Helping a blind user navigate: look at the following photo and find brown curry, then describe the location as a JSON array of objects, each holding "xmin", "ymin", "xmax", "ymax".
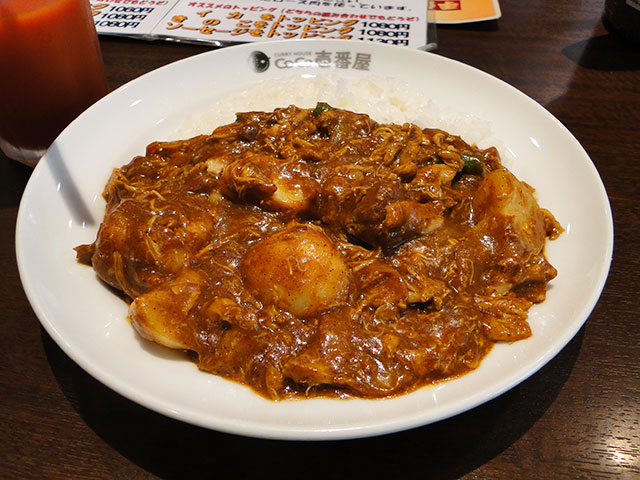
[{"xmin": 76, "ymin": 104, "xmax": 562, "ymax": 400}]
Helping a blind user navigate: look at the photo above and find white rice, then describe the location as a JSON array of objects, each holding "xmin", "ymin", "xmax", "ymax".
[{"xmin": 172, "ymin": 74, "xmax": 509, "ymax": 165}]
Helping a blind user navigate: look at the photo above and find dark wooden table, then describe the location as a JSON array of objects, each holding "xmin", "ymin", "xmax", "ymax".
[{"xmin": 2, "ymin": 1, "xmax": 639, "ymax": 478}]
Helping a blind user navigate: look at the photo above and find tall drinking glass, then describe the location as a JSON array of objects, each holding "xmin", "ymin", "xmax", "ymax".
[{"xmin": 0, "ymin": 0, "xmax": 108, "ymax": 166}]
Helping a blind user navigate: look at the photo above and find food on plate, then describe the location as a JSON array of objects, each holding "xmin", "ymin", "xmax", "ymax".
[{"xmin": 75, "ymin": 104, "xmax": 562, "ymax": 400}]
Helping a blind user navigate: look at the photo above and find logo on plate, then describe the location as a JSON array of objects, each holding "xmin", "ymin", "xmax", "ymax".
[{"xmin": 250, "ymin": 51, "xmax": 270, "ymax": 73}]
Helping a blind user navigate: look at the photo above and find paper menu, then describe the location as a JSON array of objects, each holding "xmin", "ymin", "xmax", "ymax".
[
  {"xmin": 91, "ymin": 0, "xmax": 432, "ymax": 49},
  {"xmin": 91, "ymin": 1, "xmax": 172, "ymax": 36},
  {"xmin": 430, "ymin": 0, "xmax": 501, "ymax": 24}
]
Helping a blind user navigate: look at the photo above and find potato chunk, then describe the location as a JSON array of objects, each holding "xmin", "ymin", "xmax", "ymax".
[
  {"xmin": 472, "ymin": 169, "xmax": 546, "ymax": 255},
  {"xmin": 240, "ymin": 224, "xmax": 351, "ymax": 317},
  {"xmin": 129, "ymin": 269, "xmax": 203, "ymax": 350}
]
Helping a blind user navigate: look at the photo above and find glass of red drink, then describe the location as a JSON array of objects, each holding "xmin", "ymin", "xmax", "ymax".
[{"xmin": 0, "ymin": 0, "xmax": 109, "ymax": 166}]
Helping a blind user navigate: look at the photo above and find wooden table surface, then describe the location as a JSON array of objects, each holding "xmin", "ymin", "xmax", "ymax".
[{"xmin": 2, "ymin": 1, "xmax": 639, "ymax": 478}]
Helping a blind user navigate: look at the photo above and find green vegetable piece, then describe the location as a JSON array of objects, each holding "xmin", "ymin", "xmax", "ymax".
[
  {"xmin": 460, "ymin": 153, "xmax": 484, "ymax": 175},
  {"xmin": 313, "ymin": 102, "xmax": 335, "ymax": 116}
]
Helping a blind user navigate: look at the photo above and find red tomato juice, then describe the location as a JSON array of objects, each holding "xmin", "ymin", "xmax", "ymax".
[{"xmin": 0, "ymin": 0, "xmax": 108, "ymax": 156}]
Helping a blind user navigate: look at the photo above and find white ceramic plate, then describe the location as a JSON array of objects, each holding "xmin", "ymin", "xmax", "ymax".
[{"xmin": 16, "ymin": 40, "xmax": 613, "ymax": 440}]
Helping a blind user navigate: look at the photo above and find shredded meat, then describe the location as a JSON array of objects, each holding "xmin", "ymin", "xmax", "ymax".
[{"xmin": 76, "ymin": 105, "xmax": 562, "ymax": 400}]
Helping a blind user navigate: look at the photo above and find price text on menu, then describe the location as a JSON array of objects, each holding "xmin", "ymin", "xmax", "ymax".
[{"xmin": 90, "ymin": 0, "xmax": 429, "ymax": 48}]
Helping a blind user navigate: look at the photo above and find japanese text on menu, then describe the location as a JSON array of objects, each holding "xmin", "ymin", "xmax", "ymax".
[{"xmin": 91, "ymin": 0, "xmax": 429, "ymax": 48}]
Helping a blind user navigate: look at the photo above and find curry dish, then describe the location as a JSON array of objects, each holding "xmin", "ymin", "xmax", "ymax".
[{"xmin": 76, "ymin": 104, "xmax": 562, "ymax": 400}]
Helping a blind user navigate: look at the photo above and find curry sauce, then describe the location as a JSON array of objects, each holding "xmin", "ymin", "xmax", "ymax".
[{"xmin": 76, "ymin": 105, "xmax": 562, "ymax": 400}]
